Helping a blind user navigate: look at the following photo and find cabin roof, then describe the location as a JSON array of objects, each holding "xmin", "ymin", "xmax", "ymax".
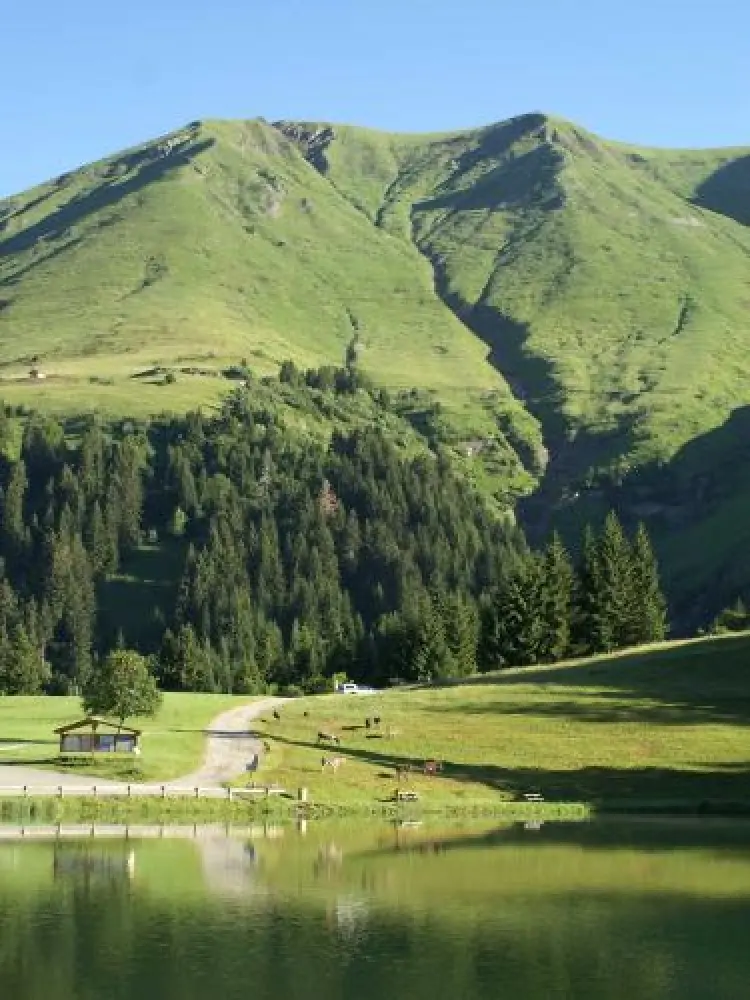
[{"xmin": 54, "ymin": 716, "xmax": 142, "ymax": 736}]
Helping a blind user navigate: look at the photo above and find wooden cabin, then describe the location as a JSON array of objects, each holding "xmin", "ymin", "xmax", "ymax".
[{"xmin": 55, "ymin": 717, "xmax": 142, "ymax": 755}]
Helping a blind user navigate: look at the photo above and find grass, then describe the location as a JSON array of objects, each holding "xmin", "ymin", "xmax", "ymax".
[
  {"xmin": 1, "ymin": 633, "xmax": 749, "ymax": 817},
  {"xmin": 0, "ymin": 693, "xmax": 252, "ymax": 781},
  {"xmin": 245, "ymin": 632, "xmax": 750, "ymax": 814}
]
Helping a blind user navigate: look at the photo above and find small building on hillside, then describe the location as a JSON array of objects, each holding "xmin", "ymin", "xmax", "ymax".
[{"xmin": 55, "ymin": 717, "xmax": 142, "ymax": 755}]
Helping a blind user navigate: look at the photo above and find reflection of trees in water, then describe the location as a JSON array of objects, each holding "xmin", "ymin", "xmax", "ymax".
[
  {"xmin": 1, "ymin": 833, "xmax": 749, "ymax": 1000},
  {"xmin": 53, "ymin": 845, "xmax": 136, "ymax": 887}
]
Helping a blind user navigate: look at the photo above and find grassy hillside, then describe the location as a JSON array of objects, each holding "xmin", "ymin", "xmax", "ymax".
[
  {"xmin": 250, "ymin": 632, "xmax": 750, "ymax": 812},
  {"xmin": 0, "ymin": 118, "xmax": 538, "ymax": 500},
  {"xmin": 4, "ymin": 112, "xmax": 750, "ymax": 611},
  {"xmin": 285, "ymin": 116, "xmax": 750, "ymax": 477}
]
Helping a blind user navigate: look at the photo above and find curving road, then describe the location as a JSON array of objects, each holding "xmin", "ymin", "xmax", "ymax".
[{"xmin": 0, "ymin": 697, "xmax": 284, "ymax": 791}]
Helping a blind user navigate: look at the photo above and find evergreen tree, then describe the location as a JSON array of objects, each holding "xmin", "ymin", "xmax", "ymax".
[
  {"xmin": 626, "ymin": 522, "xmax": 667, "ymax": 645},
  {"xmin": 537, "ymin": 532, "xmax": 573, "ymax": 662},
  {"xmin": 0, "ymin": 624, "xmax": 50, "ymax": 695},
  {"xmin": 480, "ymin": 559, "xmax": 544, "ymax": 669}
]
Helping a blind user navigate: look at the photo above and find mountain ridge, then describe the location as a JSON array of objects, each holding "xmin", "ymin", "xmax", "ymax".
[{"xmin": 2, "ymin": 112, "xmax": 750, "ymax": 620}]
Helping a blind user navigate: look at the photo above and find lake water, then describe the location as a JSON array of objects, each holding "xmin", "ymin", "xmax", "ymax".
[{"xmin": 0, "ymin": 818, "xmax": 749, "ymax": 999}]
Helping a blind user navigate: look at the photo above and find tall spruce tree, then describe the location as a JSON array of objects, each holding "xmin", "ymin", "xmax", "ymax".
[
  {"xmin": 537, "ymin": 532, "xmax": 573, "ymax": 662},
  {"xmin": 480, "ymin": 558, "xmax": 544, "ymax": 669},
  {"xmin": 626, "ymin": 522, "xmax": 667, "ymax": 645},
  {"xmin": 573, "ymin": 513, "xmax": 632, "ymax": 654}
]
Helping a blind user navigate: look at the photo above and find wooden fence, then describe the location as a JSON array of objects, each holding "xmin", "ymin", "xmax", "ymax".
[{"xmin": 0, "ymin": 784, "xmax": 287, "ymax": 800}]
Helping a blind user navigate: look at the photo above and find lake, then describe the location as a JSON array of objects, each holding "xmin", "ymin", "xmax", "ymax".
[{"xmin": 0, "ymin": 818, "xmax": 748, "ymax": 999}]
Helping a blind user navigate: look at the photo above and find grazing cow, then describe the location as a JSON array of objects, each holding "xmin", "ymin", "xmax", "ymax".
[
  {"xmin": 263, "ymin": 740, "xmax": 271, "ymax": 753},
  {"xmin": 318, "ymin": 730, "xmax": 340, "ymax": 745},
  {"xmin": 423, "ymin": 759, "xmax": 443, "ymax": 776},
  {"xmin": 365, "ymin": 717, "xmax": 372, "ymax": 730},
  {"xmin": 303, "ymin": 710, "xmax": 309, "ymax": 718},
  {"xmin": 373, "ymin": 716, "xmax": 381, "ymax": 727},
  {"xmin": 321, "ymin": 755, "xmax": 345, "ymax": 773},
  {"xmin": 272, "ymin": 709, "xmax": 281, "ymax": 721}
]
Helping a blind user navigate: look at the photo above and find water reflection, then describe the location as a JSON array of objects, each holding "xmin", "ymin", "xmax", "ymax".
[{"xmin": 0, "ymin": 819, "xmax": 749, "ymax": 999}]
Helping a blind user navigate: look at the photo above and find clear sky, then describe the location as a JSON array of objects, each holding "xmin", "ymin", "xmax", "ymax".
[{"xmin": 2, "ymin": 0, "xmax": 749, "ymax": 197}]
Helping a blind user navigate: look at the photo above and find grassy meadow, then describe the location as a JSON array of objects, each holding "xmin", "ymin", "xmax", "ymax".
[
  {"xmin": 247, "ymin": 632, "xmax": 750, "ymax": 813},
  {"xmin": 0, "ymin": 633, "xmax": 749, "ymax": 814},
  {"xmin": 0, "ymin": 693, "xmax": 251, "ymax": 782}
]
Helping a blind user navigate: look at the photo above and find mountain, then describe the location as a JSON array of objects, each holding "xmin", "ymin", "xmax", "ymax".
[{"xmin": 2, "ymin": 112, "xmax": 750, "ymax": 620}]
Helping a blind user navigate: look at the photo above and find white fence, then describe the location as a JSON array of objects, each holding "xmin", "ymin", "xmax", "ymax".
[{"xmin": 0, "ymin": 784, "xmax": 287, "ymax": 800}]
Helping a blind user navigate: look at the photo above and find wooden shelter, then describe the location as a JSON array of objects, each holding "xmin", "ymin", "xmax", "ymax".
[{"xmin": 55, "ymin": 717, "xmax": 142, "ymax": 755}]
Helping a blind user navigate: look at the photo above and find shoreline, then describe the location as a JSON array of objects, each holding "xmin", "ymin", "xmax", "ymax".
[{"xmin": 3, "ymin": 795, "xmax": 750, "ymax": 824}]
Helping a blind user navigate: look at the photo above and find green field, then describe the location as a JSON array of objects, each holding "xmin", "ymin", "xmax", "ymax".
[
  {"xmin": 0, "ymin": 693, "xmax": 251, "ymax": 781},
  {"xmin": 0, "ymin": 633, "xmax": 749, "ymax": 814},
  {"xmin": 247, "ymin": 633, "xmax": 750, "ymax": 813}
]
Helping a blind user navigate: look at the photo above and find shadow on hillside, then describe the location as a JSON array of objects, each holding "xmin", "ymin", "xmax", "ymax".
[
  {"xmin": 431, "ymin": 634, "xmax": 750, "ymax": 726},
  {"xmin": 693, "ymin": 154, "xmax": 750, "ymax": 227},
  {"xmin": 0, "ymin": 137, "xmax": 214, "ymax": 260},
  {"xmin": 415, "ymin": 143, "xmax": 564, "ymax": 214},
  {"xmin": 268, "ymin": 731, "xmax": 750, "ymax": 806}
]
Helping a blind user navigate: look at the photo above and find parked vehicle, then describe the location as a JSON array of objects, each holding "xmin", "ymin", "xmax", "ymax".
[{"xmin": 335, "ymin": 682, "xmax": 377, "ymax": 695}]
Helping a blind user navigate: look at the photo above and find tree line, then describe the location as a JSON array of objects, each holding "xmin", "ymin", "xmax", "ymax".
[{"xmin": 0, "ymin": 367, "xmax": 667, "ymax": 696}]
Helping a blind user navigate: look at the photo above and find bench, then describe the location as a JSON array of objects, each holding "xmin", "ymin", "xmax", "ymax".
[{"xmin": 395, "ymin": 789, "xmax": 419, "ymax": 802}]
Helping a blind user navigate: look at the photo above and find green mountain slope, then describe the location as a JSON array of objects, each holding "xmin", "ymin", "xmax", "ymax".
[
  {"xmin": 277, "ymin": 115, "xmax": 750, "ymax": 618},
  {"xmin": 281, "ymin": 115, "xmax": 750, "ymax": 476},
  {"xmin": 0, "ymin": 119, "xmax": 539, "ymax": 499},
  {"xmin": 3, "ymin": 112, "xmax": 750, "ymax": 618}
]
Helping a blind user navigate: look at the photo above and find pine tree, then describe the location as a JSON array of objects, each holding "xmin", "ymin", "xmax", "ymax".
[
  {"xmin": 480, "ymin": 559, "xmax": 544, "ymax": 669},
  {"xmin": 440, "ymin": 592, "xmax": 479, "ymax": 676},
  {"xmin": 537, "ymin": 532, "xmax": 573, "ymax": 662},
  {"xmin": 0, "ymin": 624, "xmax": 50, "ymax": 694},
  {"xmin": 572, "ymin": 525, "xmax": 603, "ymax": 654},
  {"xmin": 626, "ymin": 522, "xmax": 667, "ymax": 645}
]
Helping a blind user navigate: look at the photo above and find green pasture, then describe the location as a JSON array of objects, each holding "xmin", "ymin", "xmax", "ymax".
[
  {"xmin": 250, "ymin": 633, "xmax": 750, "ymax": 812},
  {"xmin": 0, "ymin": 693, "xmax": 251, "ymax": 781}
]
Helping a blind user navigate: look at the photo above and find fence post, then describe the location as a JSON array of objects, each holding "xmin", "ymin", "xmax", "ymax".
[
  {"xmin": 226, "ymin": 787, "xmax": 233, "ymax": 802},
  {"xmin": 195, "ymin": 787, "xmax": 200, "ymax": 799},
  {"xmin": 93, "ymin": 785, "xmax": 97, "ymax": 799},
  {"xmin": 58, "ymin": 786, "xmax": 64, "ymax": 799},
  {"xmin": 127, "ymin": 784, "xmax": 132, "ymax": 798},
  {"xmin": 23, "ymin": 785, "xmax": 28, "ymax": 798},
  {"xmin": 161, "ymin": 785, "xmax": 167, "ymax": 799}
]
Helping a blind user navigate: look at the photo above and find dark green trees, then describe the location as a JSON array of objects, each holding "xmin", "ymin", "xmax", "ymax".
[
  {"xmin": 0, "ymin": 375, "xmax": 669, "ymax": 695},
  {"xmin": 481, "ymin": 514, "xmax": 666, "ymax": 669}
]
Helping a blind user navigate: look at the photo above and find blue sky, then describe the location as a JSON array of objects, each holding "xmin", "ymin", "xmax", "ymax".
[{"xmin": 2, "ymin": 0, "xmax": 749, "ymax": 196}]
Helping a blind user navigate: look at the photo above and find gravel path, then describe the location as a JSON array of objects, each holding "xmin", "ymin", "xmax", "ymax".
[
  {"xmin": 0, "ymin": 697, "xmax": 283, "ymax": 791},
  {"xmin": 167, "ymin": 697, "xmax": 283, "ymax": 787}
]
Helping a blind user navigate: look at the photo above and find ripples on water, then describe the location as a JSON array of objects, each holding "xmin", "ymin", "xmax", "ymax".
[{"xmin": 0, "ymin": 818, "xmax": 749, "ymax": 999}]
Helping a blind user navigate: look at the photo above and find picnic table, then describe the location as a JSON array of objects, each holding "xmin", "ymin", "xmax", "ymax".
[{"xmin": 394, "ymin": 789, "xmax": 419, "ymax": 802}]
